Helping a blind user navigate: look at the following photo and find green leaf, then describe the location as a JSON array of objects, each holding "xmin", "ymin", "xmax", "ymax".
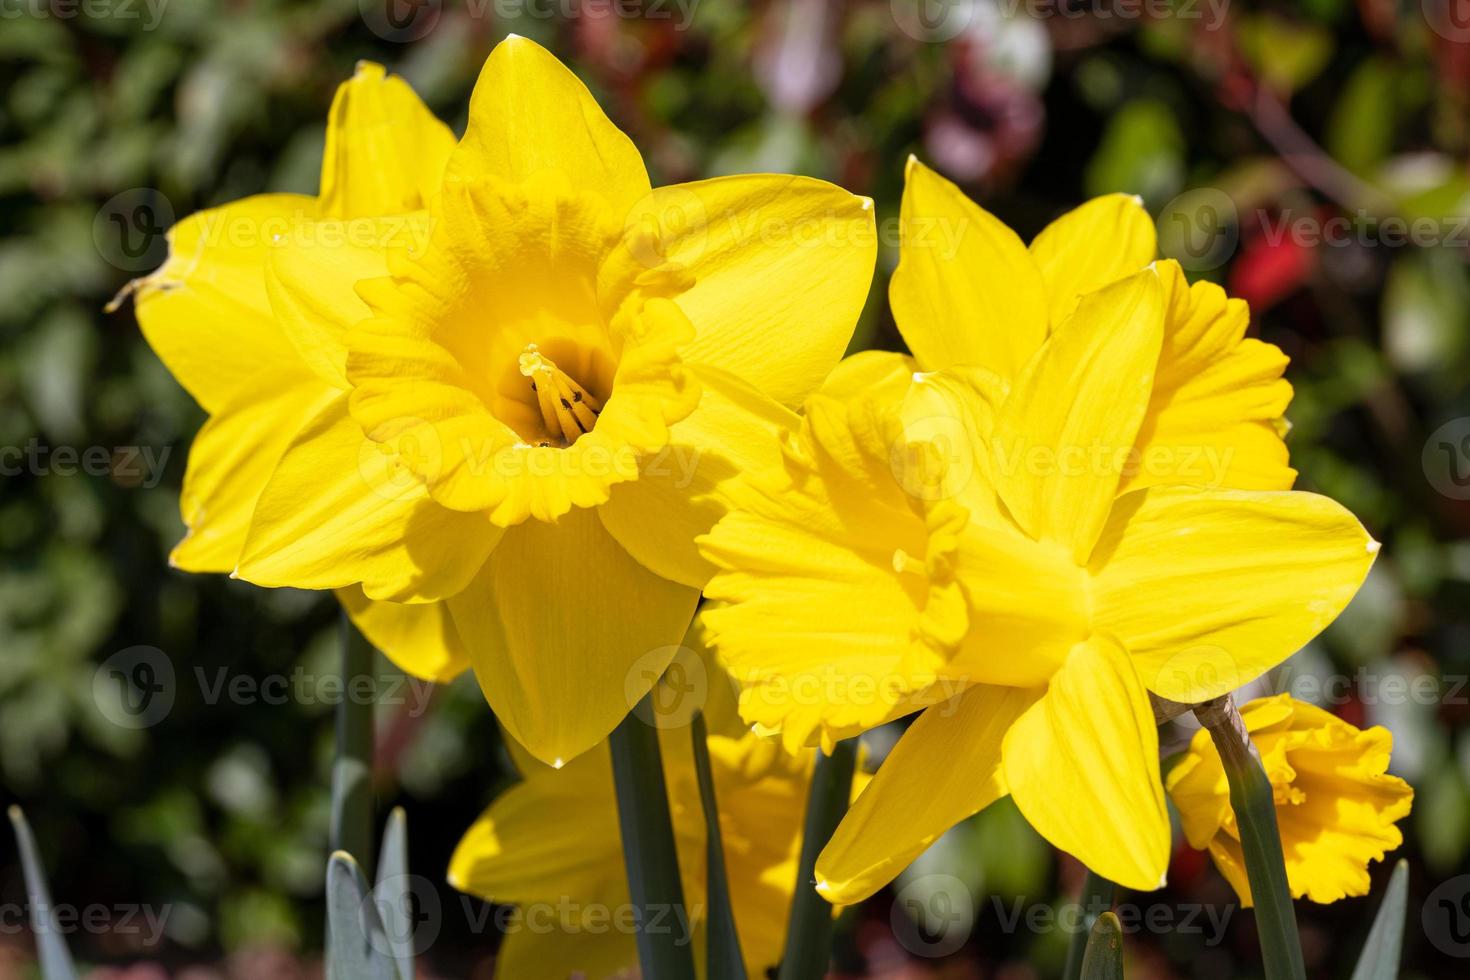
[
  {"xmin": 776, "ymin": 738, "xmax": 858, "ymax": 980},
  {"xmin": 1235, "ymin": 14, "xmax": 1333, "ymax": 94},
  {"xmin": 1079, "ymin": 910, "xmax": 1124, "ymax": 980},
  {"xmin": 1065, "ymin": 869, "xmax": 1116, "ymax": 980},
  {"xmin": 375, "ymin": 807, "xmax": 415, "ymax": 980},
  {"xmin": 325, "ymin": 851, "xmax": 400, "ymax": 980},
  {"xmin": 7, "ymin": 807, "xmax": 80, "ymax": 980},
  {"xmin": 1349, "ymin": 860, "xmax": 1409, "ymax": 980},
  {"xmin": 1326, "ymin": 58, "xmax": 1397, "ymax": 177},
  {"xmin": 691, "ymin": 713, "xmax": 747, "ymax": 980},
  {"xmin": 1084, "ymin": 99, "xmax": 1184, "ymax": 210},
  {"xmin": 608, "ymin": 697, "xmax": 697, "ymax": 979}
]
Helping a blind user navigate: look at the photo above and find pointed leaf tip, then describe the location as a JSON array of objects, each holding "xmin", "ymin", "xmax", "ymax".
[{"xmin": 1080, "ymin": 911, "xmax": 1124, "ymax": 980}]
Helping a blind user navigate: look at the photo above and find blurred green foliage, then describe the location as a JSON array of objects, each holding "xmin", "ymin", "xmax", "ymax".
[{"xmin": 2, "ymin": 0, "xmax": 1469, "ymax": 976}]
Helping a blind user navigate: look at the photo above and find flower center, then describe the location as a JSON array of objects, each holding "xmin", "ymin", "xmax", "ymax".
[{"xmin": 518, "ymin": 343, "xmax": 603, "ymax": 447}]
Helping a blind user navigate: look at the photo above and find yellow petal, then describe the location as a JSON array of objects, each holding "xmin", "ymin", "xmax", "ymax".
[
  {"xmin": 1125, "ymin": 260, "xmax": 1295, "ymax": 494},
  {"xmin": 448, "ymin": 743, "xmax": 623, "ymax": 905},
  {"xmin": 991, "ymin": 269, "xmax": 1164, "ymax": 561},
  {"xmin": 1090, "ymin": 486, "xmax": 1378, "ymax": 702},
  {"xmin": 598, "ymin": 364, "xmax": 798, "ymax": 589},
  {"xmin": 493, "ymin": 931, "xmax": 639, "ymax": 980},
  {"xmin": 236, "ymin": 395, "xmax": 504, "ymax": 602},
  {"xmin": 890, "ymin": 157, "xmax": 1047, "ymax": 377},
  {"xmin": 450, "ymin": 35, "xmax": 650, "ymax": 215},
  {"xmin": 318, "ymin": 62, "xmax": 455, "ymax": 219},
  {"xmin": 1002, "ymin": 635, "xmax": 1171, "ymax": 890},
  {"xmin": 265, "ymin": 217, "xmax": 428, "ymax": 389},
  {"xmin": 815, "ymin": 684, "xmax": 1038, "ymax": 903},
  {"xmin": 133, "ymin": 194, "xmax": 315, "ymax": 412},
  {"xmin": 816, "ymin": 349, "xmax": 919, "ymax": 401},
  {"xmin": 171, "ymin": 375, "xmax": 337, "ymax": 572},
  {"xmin": 615, "ymin": 173, "xmax": 876, "ymax": 407},
  {"xmin": 1029, "ymin": 193, "xmax": 1156, "ymax": 327},
  {"xmin": 337, "ymin": 587, "xmax": 468, "ymax": 684},
  {"xmin": 944, "ymin": 520, "xmax": 1089, "ymax": 689},
  {"xmin": 447, "ymin": 508, "xmax": 699, "ymax": 767}
]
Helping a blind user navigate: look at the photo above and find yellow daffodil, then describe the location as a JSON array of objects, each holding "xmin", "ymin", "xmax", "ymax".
[
  {"xmin": 699, "ymin": 160, "xmax": 1378, "ymax": 896},
  {"xmin": 1166, "ymin": 694, "xmax": 1413, "ymax": 906},
  {"xmin": 131, "ymin": 37, "xmax": 875, "ymax": 765},
  {"xmin": 449, "ymin": 711, "xmax": 867, "ymax": 979},
  {"xmin": 126, "ymin": 61, "xmax": 470, "ymax": 681}
]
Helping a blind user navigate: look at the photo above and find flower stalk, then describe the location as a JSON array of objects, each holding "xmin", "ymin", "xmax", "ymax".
[
  {"xmin": 609, "ymin": 697, "xmax": 696, "ymax": 979},
  {"xmin": 691, "ymin": 712, "xmax": 747, "ymax": 980},
  {"xmin": 1194, "ymin": 694, "xmax": 1305, "ymax": 980},
  {"xmin": 777, "ymin": 737, "xmax": 858, "ymax": 980},
  {"xmin": 331, "ymin": 612, "xmax": 375, "ymax": 874}
]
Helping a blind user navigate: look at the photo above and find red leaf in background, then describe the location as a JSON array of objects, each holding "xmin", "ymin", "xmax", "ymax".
[{"xmin": 1229, "ymin": 215, "xmax": 1315, "ymax": 311}]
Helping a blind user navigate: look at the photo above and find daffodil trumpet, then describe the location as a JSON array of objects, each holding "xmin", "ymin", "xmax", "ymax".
[{"xmin": 1194, "ymin": 695, "xmax": 1305, "ymax": 980}]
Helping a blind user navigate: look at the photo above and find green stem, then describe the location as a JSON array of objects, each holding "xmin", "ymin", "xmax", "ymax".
[
  {"xmin": 331, "ymin": 611, "xmax": 375, "ymax": 875},
  {"xmin": 691, "ymin": 713, "xmax": 747, "ymax": 980},
  {"xmin": 777, "ymin": 738, "xmax": 858, "ymax": 980},
  {"xmin": 609, "ymin": 696, "xmax": 697, "ymax": 979},
  {"xmin": 1197, "ymin": 696, "xmax": 1305, "ymax": 980},
  {"xmin": 1064, "ymin": 868, "xmax": 1117, "ymax": 980}
]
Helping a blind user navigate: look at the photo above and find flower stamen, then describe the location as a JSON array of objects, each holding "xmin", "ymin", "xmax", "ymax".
[{"xmin": 519, "ymin": 343, "xmax": 603, "ymax": 446}]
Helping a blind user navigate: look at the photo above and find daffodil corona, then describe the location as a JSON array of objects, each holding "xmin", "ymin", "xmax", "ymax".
[
  {"xmin": 699, "ymin": 159, "xmax": 1379, "ymax": 896},
  {"xmin": 131, "ymin": 38, "xmax": 876, "ymax": 766},
  {"xmin": 1167, "ymin": 694, "xmax": 1413, "ymax": 906}
]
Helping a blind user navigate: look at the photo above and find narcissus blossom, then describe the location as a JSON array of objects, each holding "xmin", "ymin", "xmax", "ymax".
[
  {"xmin": 1167, "ymin": 694, "xmax": 1413, "ymax": 906},
  {"xmin": 131, "ymin": 38, "xmax": 875, "ymax": 766},
  {"xmin": 698, "ymin": 160, "xmax": 1377, "ymax": 895},
  {"xmin": 448, "ymin": 699, "xmax": 868, "ymax": 978},
  {"xmin": 128, "ymin": 61, "xmax": 469, "ymax": 681}
]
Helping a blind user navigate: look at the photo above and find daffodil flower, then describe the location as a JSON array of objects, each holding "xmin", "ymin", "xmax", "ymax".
[
  {"xmin": 1167, "ymin": 693, "xmax": 1413, "ymax": 905},
  {"xmin": 448, "ymin": 711, "xmax": 868, "ymax": 979},
  {"xmin": 127, "ymin": 62, "xmax": 471, "ymax": 680},
  {"xmin": 699, "ymin": 162, "xmax": 1378, "ymax": 895},
  {"xmin": 135, "ymin": 37, "xmax": 875, "ymax": 766}
]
